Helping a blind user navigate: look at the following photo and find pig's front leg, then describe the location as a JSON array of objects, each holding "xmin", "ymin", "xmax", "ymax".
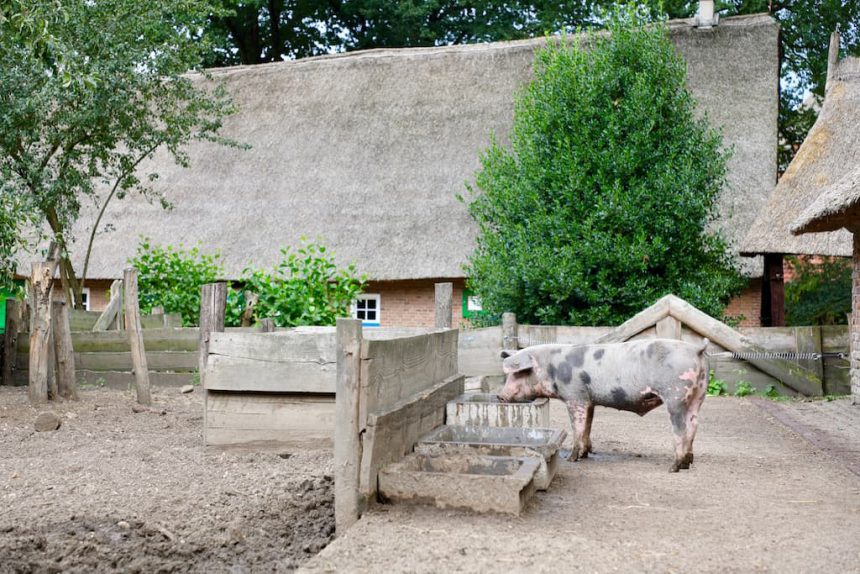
[{"xmin": 565, "ymin": 400, "xmax": 593, "ymax": 460}]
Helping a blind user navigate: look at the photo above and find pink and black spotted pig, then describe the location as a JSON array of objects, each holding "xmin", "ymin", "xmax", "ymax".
[{"xmin": 498, "ymin": 338, "xmax": 710, "ymax": 472}]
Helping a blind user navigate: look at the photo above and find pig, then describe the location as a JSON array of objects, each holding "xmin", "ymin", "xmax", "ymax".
[{"xmin": 498, "ymin": 338, "xmax": 709, "ymax": 472}]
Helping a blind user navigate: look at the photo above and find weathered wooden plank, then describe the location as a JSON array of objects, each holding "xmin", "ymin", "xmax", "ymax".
[
  {"xmin": 502, "ymin": 313, "xmax": 517, "ymax": 351},
  {"xmin": 28, "ymin": 262, "xmax": 53, "ymax": 404},
  {"xmin": 595, "ymin": 295, "xmax": 670, "ymax": 343},
  {"xmin": 656, "ymin": 316, "xmax": 682, "ymax": 340},
  {"xmin": 203, "ymin": 354, "xmax": 335, "ymax": 393},
  {"xmin": 550, "ymin": 326, "xmax": 610, "ymax": 345},
  {"xmin": 124, "ymin": 268, "xmax": 151, "ymax": 405},
  {"xmin": 795, "ymin": 327, "xmax": 824, "ymax": 381},
  {"xmin": 358, "ymin": 375, "xmax": 464, "ymax": 504},
  {"xmin": 668, "ymin": 296, "xmax": 823, "ymax": 396},
  {"xmin": 2, "ymin": 299, "xmax": 21, "ymax": 386},
  {"xmin": 17, "ymin": 370, "xmax": 196, "ymax": 389},
  {"xmin": 334, "ymin": 318, "xmax": 362, "ymax": 533},
  {"xmin": 52, "ymin": 301, "xmax": 78, "ymax": 400},
  {"xmin": 821, "ymin": 325, "xmax": 849, "ymax": 353},
  {"xmin": 739, "ymin": 327, "xmax": 798, "ymax": 350},
  {"xmin": 205, "ymin": 392, "xmax": 336, "ymax": 447},
  {"xmin": 93, "ymin": 280, "xmax": 122, "ymax": 331},
  {"xmin": 17, "ymin": 350, "xmax": 197, "ymax": 371},
  {"xmin": 17, "ymin": 328, "xmax": 200, "ymax": 353},
  {"xmin": 823, "ymin": 357, "xmax": 851, "ymax": 395},
  {"xmin": 199, "ymin": 282, "xmax": 227, "ymax": 378},
  {"xmin": 208, "ymin": 330, "xmax": 337, "ymax": 363},
  {"xmin": 68, "ymin": 310, "xmax": 102, "ymax": 331},
  {"xmin": 435, "ymin": 282, "xmax": 453, "ymax": 329}
]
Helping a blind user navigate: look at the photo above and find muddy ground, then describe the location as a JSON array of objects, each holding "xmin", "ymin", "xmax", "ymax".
[
  {"xmin": 304, "ymin": 396, "xmax": 860, "ymax": 573},
  {"xmin": 0, "ymin": 386, "xmax": 334, "ymax": 573}
]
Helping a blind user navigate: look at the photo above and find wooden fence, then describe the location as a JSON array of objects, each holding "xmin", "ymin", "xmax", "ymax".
[{"xmin": 459, "ymin": 320, "xmax": 850, "ymax": 396}]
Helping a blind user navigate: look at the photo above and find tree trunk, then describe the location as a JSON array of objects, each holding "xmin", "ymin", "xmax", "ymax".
[
  {"xmin": 28, "ymin": 263, "xmax": 53, "ymax": 405},
  {"xmin": 52, "ymin": 300, "xmax": 78, "ymax": 400}
]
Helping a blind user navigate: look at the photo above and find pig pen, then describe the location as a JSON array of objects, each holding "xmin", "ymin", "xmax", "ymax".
[
  {"xmin": 201, "ymin": 326, "xmax": 456, "ymax": 449},
  {"xmin": 0, "ymin": 386, "xmax": 335, "ymax": 571}
]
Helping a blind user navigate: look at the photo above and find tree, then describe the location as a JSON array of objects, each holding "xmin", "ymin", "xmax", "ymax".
[
  {"xmin": 463, "ymin": 8, "xmax": 744, "ymax": 326},
  {"xmin": 643, "ymin": 0, "xmax": 860, "ymax": 170},
  {"xmin": 202, "ymin": 0, "xmax": 606, "ymax": 66},
  {"xmin": 0, "ymin": 0, "xmax": 238, "ymax": 306}
]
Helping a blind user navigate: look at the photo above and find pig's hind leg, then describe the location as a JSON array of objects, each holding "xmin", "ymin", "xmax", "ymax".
[{"xmin": 566, "ymin": 400, "xmax": 593, "ymax": 460}]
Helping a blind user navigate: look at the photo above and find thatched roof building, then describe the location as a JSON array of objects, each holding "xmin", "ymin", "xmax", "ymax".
[
  {"xmin": 67, "ymin": 14, "xmax": 777, "ymax": 283},
  {"xmin": 791, "ymin": 166, "xmax": 860, "ymax": 234},
  {"xmin": 741, "ymin": 54, "xmax": 860, "ymax": 257}
]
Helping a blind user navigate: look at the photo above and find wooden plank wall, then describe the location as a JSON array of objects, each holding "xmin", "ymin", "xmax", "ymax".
[
  {"xmin": 355, "ymin": 329, "xmax": 463, "ymax": 512},
  {"xmin": 456, "ymin": 324, "xmax": 850, "ymax": 396}
]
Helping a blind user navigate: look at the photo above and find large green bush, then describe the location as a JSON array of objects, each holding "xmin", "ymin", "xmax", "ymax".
[{"xmin": 462, "ymin": 8, "xmax": 744, "ymax": 326}]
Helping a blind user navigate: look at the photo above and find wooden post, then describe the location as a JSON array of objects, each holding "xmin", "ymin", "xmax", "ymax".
[
  {"xmin": 761, "ymin": 254, "xmax": 785, "ymax": 327},
  {"xmin": 335, "ymin": 317, "xmax": 362, "ymax": 534},
  {"xmin": 851, "ymin": 233, "xmax": 860, "ymax": 404},
  {"xmin": 434, "ymin": 282, "xmax": 453, "ymax": 329},
  {"xmin": 259, "ymin": 318, "xmax": 276, "ymax": 332},
  {"xmin": 51, "ymin": 300, "xmax": 78, "ymax": 400},
  {"xmin": 198, "ymin": 282, "xmax": 227, "ymax": 376},
  {"xmin": 502, "ymin": 312, "xmax": 518, "ymax": 351},
  {"xmin": 656, "ymin": 315, "xmax": 682, "ymax": 340},
  {"xmin": 28, "ymin": 262, "xmax": 53, "ymax": 404},
  {"xmin": 124, "ymin": 268, "xmax": 151, "ymax": 405},
  {"xmin": 2, "ymin": 299, "xmax": 21, "ymax": 386}
]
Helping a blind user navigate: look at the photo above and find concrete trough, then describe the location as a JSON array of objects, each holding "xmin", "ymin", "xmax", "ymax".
[
  {"xmin": 446, "ymin": 393, "xmax": 551, "ymax": 428},
  {"xmin": 378, "ymin": 453, "xmax": 539, "ymax": 515},
  {"xmin": 414, "ymin": 425, "xmax": 566, "ymax": 490}
]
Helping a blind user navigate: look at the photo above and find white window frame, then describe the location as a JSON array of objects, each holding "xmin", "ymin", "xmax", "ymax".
[
  {"xmin": 77, "ymin": 287, "xmax": 91, "ymax": 311},
  {"xmin": 351, "ymin": 294, "xmax": 381, "ymax": 327}
]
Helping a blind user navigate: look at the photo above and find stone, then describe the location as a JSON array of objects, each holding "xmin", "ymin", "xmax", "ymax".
[
  {"xmin": 180, "ymin": 385, "xmax": 194, "ymax": 394},
  {"xmin": 34, "ymin": 411, "xmax": 62, "ymax": 432}
]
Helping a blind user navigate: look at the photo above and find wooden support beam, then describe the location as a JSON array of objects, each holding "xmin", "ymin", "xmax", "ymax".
[
  {"xmin": 502, "ymin": 312, "xmax": 518, "ymax": 351},
  {"xmin": 434, "ymin": 282, "xmax": 453, "ymax": 329},
  {"xmin": 93, "ymin": 280, "xmax": 123, "ymax": 331},
  {"xmin": 28, "ymin": 262, "xmax": 53, "ymax": 405},
  {"xmin": 52, "ymin": 300, "xmax": 78, "ymax": 400},
  {"xmin": 595, "ymin": 296, "xmax": 670, "ymax": 344},
  {"xmin": 667, "ymin": 296, "xmax": 822, "ymax": 396},
  {"xmin": 2, "ymin": 299, "xmax": 20, "ymax": 386},
  {"xmin": 259, "ymin": 318, "xmax": 276, "ymax": 332},
  {"xmin": 334, "ymin": 317, "xmax": 362, "ymax": 534},
  {"xmin": 124, "ymin": 268, "xmax": 151, "ymax": 405}
]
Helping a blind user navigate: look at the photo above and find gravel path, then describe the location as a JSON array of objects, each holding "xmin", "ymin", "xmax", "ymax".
[
  {"xmin": 302, "ymin": 397, "xmax": 860, "ymax": 573},
  {"xmin": 0, "ymin": 386, "xmax": 334, "ymax": 573}
]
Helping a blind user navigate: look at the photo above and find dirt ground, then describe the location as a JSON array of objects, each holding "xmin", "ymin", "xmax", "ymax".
[
  {"xmin": 303, "ymin": 396, "xmax": 860, "ymax": 573},
  {"xmin": 0, "ymin": 386, "xmax": 334, "ymax": 573},
  {"xmin": 2, "ymin": 387, "xmax": 858, "ymax": 573}
]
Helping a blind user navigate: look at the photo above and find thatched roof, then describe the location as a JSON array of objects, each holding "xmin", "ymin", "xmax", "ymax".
[
  {"xmin": 791, "ymin": 165, "xmax": 860, "ymax": 234},
  {"xmin": 63, "ymin": 14, "xmax": 777, "ymax": 281},
  {"xmin": 741, "ymin": 56, "xmax": 860, "ymax": 256}
]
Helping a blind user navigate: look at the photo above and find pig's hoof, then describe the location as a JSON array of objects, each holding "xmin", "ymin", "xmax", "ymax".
[
  {"xmin": 683, "ymin": 453, "xmax": 694, "ymax": 465},
  {"xmin": 669, "ymin": 462, "xmax": 681, "ymax": 473}
]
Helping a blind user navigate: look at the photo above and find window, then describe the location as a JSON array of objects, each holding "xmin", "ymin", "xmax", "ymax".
[
  {"xmin": 352, "ymin": 294, "xmax": 381, "ymax": 327},
  {"xmin": 462, "ymin": 289, "xmax": 486, "ymax": 319},
  {"xmin": 74, "ymin": 288, "xmax": 91, "ymax": 311}
]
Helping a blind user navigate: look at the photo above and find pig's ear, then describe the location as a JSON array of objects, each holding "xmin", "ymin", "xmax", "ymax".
[
  {"xmin": 500, "ymin": 349, "xmax": 516, "ymax": 359},
  {"xmin": 506, "ymin": 353, "xmax": 535, "ymax": 374}
]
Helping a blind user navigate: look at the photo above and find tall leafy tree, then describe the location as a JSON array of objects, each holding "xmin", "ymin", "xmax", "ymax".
[
  {"xmin": 0, "ymin": 0, "xmax": 238, "ymax": 305},
  {"xmin": 463, "ymin": 8, "xmax": 744, "ymax": 325}
]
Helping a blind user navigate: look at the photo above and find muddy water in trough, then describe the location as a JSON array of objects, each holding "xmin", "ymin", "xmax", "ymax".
[{"xmin": 0, "ymin": 387, "xmax": 334, "ymax": 573}]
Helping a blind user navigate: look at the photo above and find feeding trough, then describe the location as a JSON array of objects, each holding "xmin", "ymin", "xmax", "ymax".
[
  {"xmin": 414, "ymin": 425, "xmax": 566, "ymax": 490},
  {"xmin": 446, "ymin": 393, "xmax": 550, "ymax": 428},
  {"xmin": 378, "ymin": 453, "xmax": 539, "ymax": 515}
]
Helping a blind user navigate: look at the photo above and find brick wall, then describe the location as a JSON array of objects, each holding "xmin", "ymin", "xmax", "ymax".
[
  {"xmin": 722, "ymin": 280, "xmax": 762, "ymax": 327},
  {"xmin": 84, "ymin": 280, "xmax": 113, "ymax": 312},
  {"xmin": 365, "ymin": 279, "xmax": 467, "ymax": 328}
]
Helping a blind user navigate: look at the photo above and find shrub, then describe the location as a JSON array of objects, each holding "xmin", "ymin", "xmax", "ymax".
[
  {"xmin": 462, "ymin": 7, "xmax": 743, "ymax": 326},
  {"xmin": 785, "ymin": 256, "xmax": 851, "ymax": 326},
  {"xmin": 130, "ymin": 238, "xmax": 224, "ymax": 326},
  {"xmin": 240, "ymin": 242, "xmax": 366, "ymax": 327}
]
